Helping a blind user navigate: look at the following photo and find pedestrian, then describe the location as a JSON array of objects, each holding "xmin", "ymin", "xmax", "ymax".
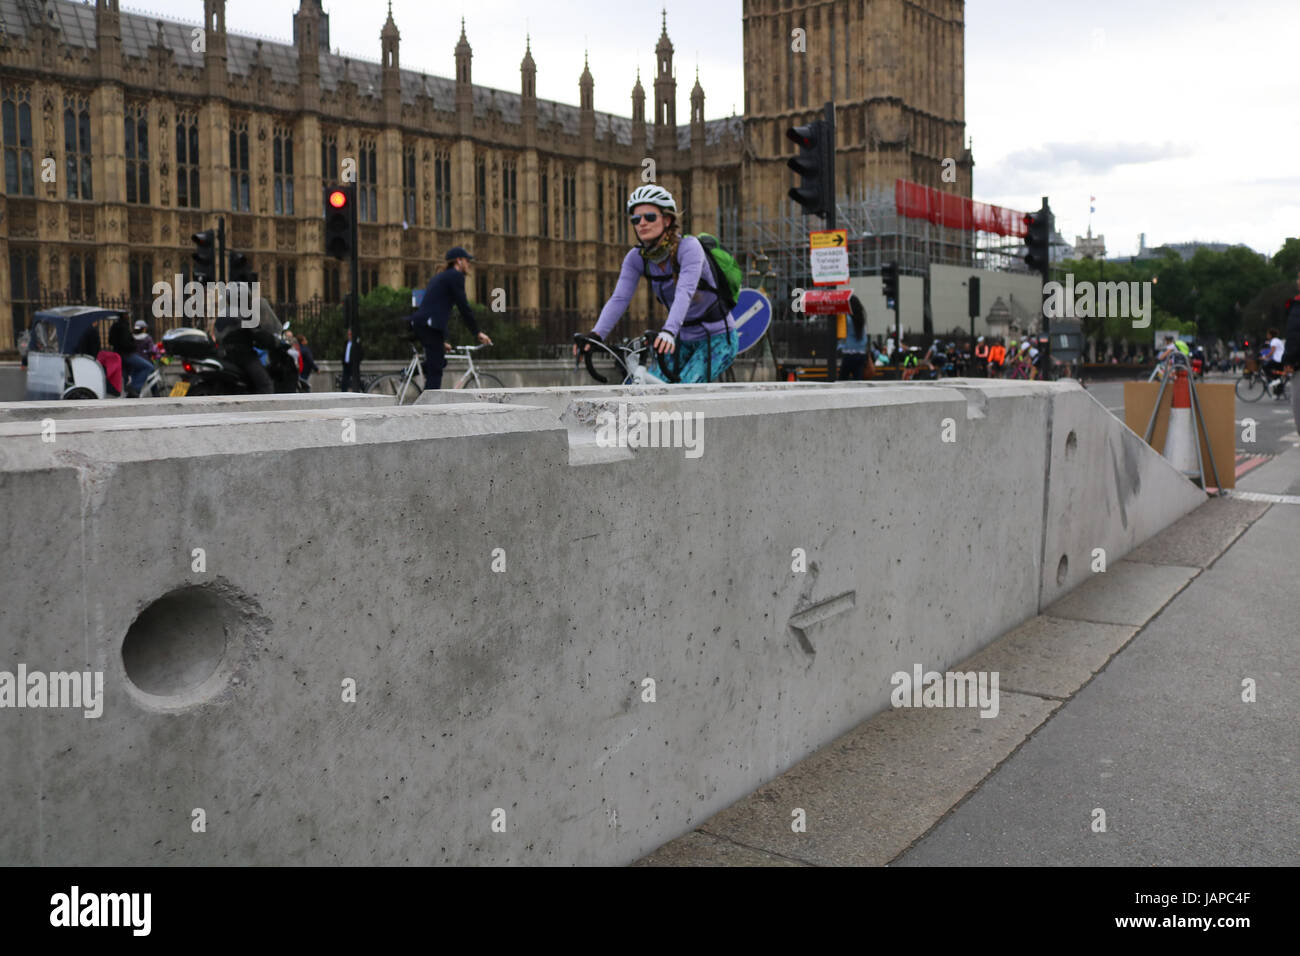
[
  {"xmin": 973, "ymin": 335, "xmax": 989, "ymax": 376},
  {"xmin": 124, "ymin": 319, "xmax": 157, "ymax": 396},
  {"xmin": 837, "ymin": 295, "xmax": 874, "ymax": 381},
  {"xmin": 340, "ymin": 327, "xmax": 363, "ymax": 391},
  {"xmin": 408, "ymin": 246, "xmax": 492, "ymax": 389},
  {"xmin": 988, "ymin": 338, "xmax": 1005, "ymax": 378},
  {"xmin": 296, "ymin": 334, "xmax": 319, "ymax": 386}
]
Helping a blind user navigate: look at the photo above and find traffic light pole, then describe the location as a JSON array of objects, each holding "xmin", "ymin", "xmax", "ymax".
[
  {"xmin": 349, "ymin": 197, "xmax": 360, "ymax": 360},
  {"xmin": 217, "ymin": 217, "xmax": 226, "ymax": 283},
  {"xmin": 1040, "ymin": 198, "xmax": 1052, "ymax": 380},
  {"xmin": 823, "ymin": 101, "xmax": 837, "ymax": 383}
]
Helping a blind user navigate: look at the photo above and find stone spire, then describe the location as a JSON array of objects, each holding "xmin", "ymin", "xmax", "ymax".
[
  {"xmin": 521, "ymin": 34, "xmax": 536, "ymax": 101},
  {"xmin": 381, "ymin": 2, "xmax": 400, "ymax": 123},
  {"xmin": 632, "ymin": 66, "xmax": 646, "ymax": 150},
  {"xmin": 691, "ymin": 64, "xmax": 704, "ymax": 124},
  {"xmin": 455, "ymin": 19, "xmax": 473, "ymax": 132},
  {"xmin": 579, "ymin": 50, "xmax": 594, "ymax": 112},
  {"xmin": 653, "ymin": 9, "xmax": 676, "ymax": 148}
]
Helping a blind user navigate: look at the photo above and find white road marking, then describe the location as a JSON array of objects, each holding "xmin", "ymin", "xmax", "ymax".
[{"xmin": 1227, "ymin": 490, "xmax": 1300, "ymax": 505}]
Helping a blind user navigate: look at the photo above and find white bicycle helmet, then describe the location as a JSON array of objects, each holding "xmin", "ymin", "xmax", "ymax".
[{"xmin": 627, "ymin": 184, "xmax": 677, "ymax": 216}]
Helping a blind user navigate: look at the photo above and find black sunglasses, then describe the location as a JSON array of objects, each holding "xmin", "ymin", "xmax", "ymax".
[{"xmin": 629, "ymin": 212, "xmax": 660, "ymax": 225}]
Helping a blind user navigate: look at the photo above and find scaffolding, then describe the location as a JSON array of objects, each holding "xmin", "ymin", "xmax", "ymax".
[{"xmin": 729, "ymin": 185, "xmax": 1033, "ymax": 317}]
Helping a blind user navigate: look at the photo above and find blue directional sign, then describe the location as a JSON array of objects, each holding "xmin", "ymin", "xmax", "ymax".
[
  {"xmin": 731, "ymin": 288, "xmax": 772, "ymax": 355},
  {"xmin": 412, "ymin": 288, "xmax": 425, "ymax": 309}
]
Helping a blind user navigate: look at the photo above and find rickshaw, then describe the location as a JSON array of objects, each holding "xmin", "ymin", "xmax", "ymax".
[{"xmin": 23, "ymin": 306, "xmax": 164, "ymax": 400}]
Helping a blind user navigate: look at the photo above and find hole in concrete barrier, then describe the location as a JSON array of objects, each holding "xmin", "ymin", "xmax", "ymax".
[
  {"xmin": 122, "ymin": 584, "xmax": 257, "ymax": 706},
  {"xmin": 1065, "ymin": 430, "xmax": 1078, "ymax": 457},
  {"xmin": 1056, "ymin": 555, "xmax": 1069, "ymax": 586}
]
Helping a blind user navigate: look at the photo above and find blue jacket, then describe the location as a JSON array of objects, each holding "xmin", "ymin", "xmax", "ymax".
[{"xmin": 409, "ymin": 267, "xmax": 480, "ymax": 338}]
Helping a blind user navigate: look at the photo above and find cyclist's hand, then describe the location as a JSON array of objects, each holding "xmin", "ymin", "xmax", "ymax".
[
  {"xmin": 1286, "ymin": 366, "xmax": 1295, "ymax": 377},
  {"xmin": 477, "ymin": 332, "xmax": 493, "ymax": 346},
  {"xmin": 654, "ymin": 331, "xmax": 676, "ymax": 355},
  {"xmin": 573, "ymin": 331, "xmax": 599, "ymax": 355},
  {"xmin": 443, "ymin": 341, "xmax": 452, "ymax": 352}
]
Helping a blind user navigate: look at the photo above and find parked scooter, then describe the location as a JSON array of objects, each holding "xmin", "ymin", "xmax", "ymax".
[{"xmin": 163, "ymin": 322, "xmax": 309, "ymax": 396}]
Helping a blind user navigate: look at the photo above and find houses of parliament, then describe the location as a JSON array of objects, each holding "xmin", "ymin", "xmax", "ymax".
[{"xmin": 0, "ymin": 0, "xmax": 972, "ymax": 353}]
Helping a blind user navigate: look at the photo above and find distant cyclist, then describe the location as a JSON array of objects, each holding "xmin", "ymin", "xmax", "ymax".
[{"xmin": 580, "ymin": 185, "xmax": 736, "ymax": 383}]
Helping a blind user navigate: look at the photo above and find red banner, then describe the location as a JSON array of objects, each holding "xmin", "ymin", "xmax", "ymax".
[
  {"xmin": 802, "ymin": 289, "xmax": 854, "ymax": 315},
  {"xmin": 894, "ymin": 180, "xmax": 1027, "ymax": 237}
]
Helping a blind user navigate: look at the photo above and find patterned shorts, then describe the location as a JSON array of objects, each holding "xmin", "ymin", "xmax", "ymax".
[{"xmin": 649, "ymin": 328, "xmax": 738, "ymax": 384}]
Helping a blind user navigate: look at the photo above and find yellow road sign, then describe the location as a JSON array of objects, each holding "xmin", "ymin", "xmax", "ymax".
[{"xmin": 810, "ymin": 229, "xmax": 848, "ymax": 250}]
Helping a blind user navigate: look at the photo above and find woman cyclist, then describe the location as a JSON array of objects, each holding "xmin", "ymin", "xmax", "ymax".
[{"xmin": 580, "ymin": 185, "xmax": 737, "ymax": 383}]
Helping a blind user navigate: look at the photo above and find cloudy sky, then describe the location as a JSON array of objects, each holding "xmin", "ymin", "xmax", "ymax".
[{"xmin": 144, "ymin": 0, "xmax": 1296, "ymax": 258}]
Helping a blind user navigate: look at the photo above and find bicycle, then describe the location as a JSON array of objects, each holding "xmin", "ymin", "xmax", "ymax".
[
  {"xmin": 1235, "ymin": 366, "xmax": 1291, "ymax": 403},
  {"xmin": 445, "ymin": 344, "xmax": 505, "ymax": 390},
  {"xmin": 572, "ymin": 331, "xmax": 681, "ymax": 385},
  {"xmin": 366, "ymin": 341, "xmax": 502, "ymax": 404},
  {"xmin": 334, "ymin": 370, "xmax": 378, "ymax": 392}
]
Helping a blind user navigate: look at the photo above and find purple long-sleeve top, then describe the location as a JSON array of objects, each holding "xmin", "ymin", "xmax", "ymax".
[{"xmin": 593, "ymin": 236, "xmax": 734, "ymax": 342}]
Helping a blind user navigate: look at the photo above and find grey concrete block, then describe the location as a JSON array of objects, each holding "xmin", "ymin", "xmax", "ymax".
[
  {"xmin": 0, "ymin": 382, "xmax": 1203, "ymax": 865},
  {"xmin": 959, "ymin": 615, "xmax": 1137, "ymax": 700},
  {"xmin": 1044, "ymin": 560, "xmax": 1198, "ymax": 626},
  {"xmin": 1124, "ymin": 496, "xmax": 1268, "ymax": 569},
  {"xmin": 0, "ymin": 392, "xmax": 391, "ymax": 422},
  {"xmin": 633, "ymin": 830, "xmax": 809, "ymax": 867},
  {"xmin": 1037, "ymin": 386, "xmax": 1207, "ymax": 609},
  {"xmin": 691, "ymin": 692, "xmax": 1058, "ymax": 867}
]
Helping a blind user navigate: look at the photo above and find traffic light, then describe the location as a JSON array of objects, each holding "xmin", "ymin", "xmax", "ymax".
[
  {"xmin": 786, "ymin": 121, "xmax": 831, "ymax": 218},
  {"xmin": 968, "ymin": 275, "xmax": 981, "ymax": 318},
  {"xmin": 1024, "ymin": 199, "xmax": 1053, "ymax": 277},
  {"xmin": 882, "ymin": 262, "xmax": 899, "ymax": 305},
  {"xmin": 192, "ymin": 229, "xmax": 216, "ymax": 284},
  {"xmin": 228, "ymin": 250, "xmax": 255, "ymax": 285},
  {"xmin": 324, "ymin": 184, "xmax": 356, "ymax": 260}
]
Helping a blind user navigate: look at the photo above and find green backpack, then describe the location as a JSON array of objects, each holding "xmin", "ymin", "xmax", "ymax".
[{"xmin": 642, "ymin": 233, "xmax": 743, "ymax": 317}]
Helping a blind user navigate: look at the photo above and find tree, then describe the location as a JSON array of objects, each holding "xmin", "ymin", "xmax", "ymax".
[
  {"xmin": 1240, "ymin": 279, "xmax": 1296, "ymax": 339},
  {"xmin": 1272, "ymin": 237, "xmax": 1300, "ymax": 279},
  {"xmin": 1188, "ymin": 246, "xmax": 1279, "ymax": 341}
]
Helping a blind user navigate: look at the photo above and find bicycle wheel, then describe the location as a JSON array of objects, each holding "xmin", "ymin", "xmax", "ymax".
[
  {"xmin": 1235, "ymin": 374, "xmax": 1265, "ymax": 402},
  {"xmin": 368, "ymin": 373, "xmax": 422, "ymax": 404},
  {"xmin": 468, "ymin": 372, "xmax": 505, "ymax": 389}
]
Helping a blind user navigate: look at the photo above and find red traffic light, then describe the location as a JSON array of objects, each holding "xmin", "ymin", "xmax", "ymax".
[
  {"xmin": 328, "ymin": 190, "xmax": 348, "ymax": 209},
  {"xmin": 787, "ymin": 125, "xmax": 817, "ymax": 149}
]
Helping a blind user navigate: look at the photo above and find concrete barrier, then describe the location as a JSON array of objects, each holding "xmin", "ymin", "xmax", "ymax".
[
  {"xmin": 0, "ymin": 380, "xmax": 1203, "ymax": 865},
  {"xmin": 0, "ymin": 392, "xmax": 389, "ymax": 422}
]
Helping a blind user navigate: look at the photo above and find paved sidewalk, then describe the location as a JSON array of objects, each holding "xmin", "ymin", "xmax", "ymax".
[{"xmin": 637, "ymin": 455, "xmax": 1300, "ymax": 866}]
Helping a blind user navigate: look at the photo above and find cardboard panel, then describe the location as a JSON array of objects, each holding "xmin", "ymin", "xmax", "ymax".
[{"xmin": 1124, "ymin": 381, "xmax": 1235, "ymax": 489}]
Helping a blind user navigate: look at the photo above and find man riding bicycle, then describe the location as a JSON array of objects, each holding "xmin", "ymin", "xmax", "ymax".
[
  {"xmin": 408, "ymin": 246, "xmax": 493, "ymax": 390},
  {"xmin": 578, "ymin": 185, "xmax": 737, "ymax": 383}
]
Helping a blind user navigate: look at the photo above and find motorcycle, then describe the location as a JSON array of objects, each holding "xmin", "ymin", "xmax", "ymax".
[{"xmin": 163, "ymin": 323, "xmax": 309, "ymax": 396}]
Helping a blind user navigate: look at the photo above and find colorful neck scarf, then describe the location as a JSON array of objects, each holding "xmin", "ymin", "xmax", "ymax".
[{"xmin": 639, "ymin": 227, "xmax": 680, "ymax": 265}]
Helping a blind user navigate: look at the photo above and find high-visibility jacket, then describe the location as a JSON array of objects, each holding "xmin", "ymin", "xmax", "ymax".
[
  {"xmin": 989, "ymin": 345, "xmax": 1006, "ymax": 365},
  {"xmin": 975, "ymin": 343, "xmax": 990, "ymax": 360}
]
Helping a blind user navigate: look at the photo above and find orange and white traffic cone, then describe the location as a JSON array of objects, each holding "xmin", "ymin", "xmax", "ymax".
[{"xmin": 1163, "ymin": 367, "xmax": 1200, "ymax": 478}]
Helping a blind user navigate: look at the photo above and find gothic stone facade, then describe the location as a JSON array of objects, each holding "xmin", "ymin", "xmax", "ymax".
[{"xmin": 0, "ymin": 0, "xmax": 970, "ymax": 353}]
